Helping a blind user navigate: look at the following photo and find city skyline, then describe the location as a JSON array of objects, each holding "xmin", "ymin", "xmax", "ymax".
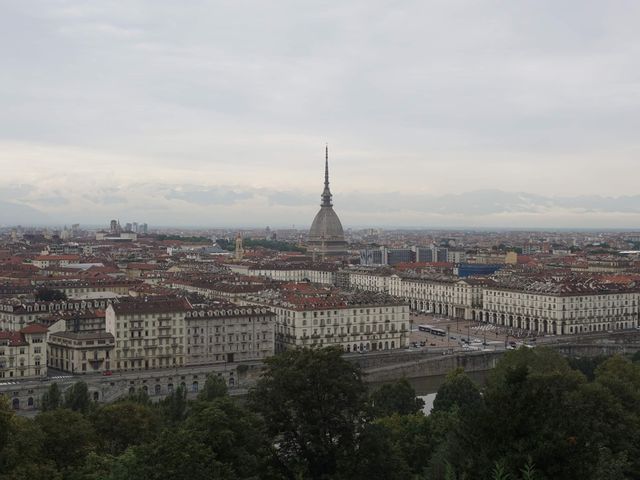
[{"xmin": 2, "ymin": 1, "xmax": 640, "ymax": 228}]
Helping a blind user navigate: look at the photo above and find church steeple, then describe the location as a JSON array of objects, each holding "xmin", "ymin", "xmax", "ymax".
[{"xmin": 321, "ymin": 144, "xmax": 333, "ymax": 207}]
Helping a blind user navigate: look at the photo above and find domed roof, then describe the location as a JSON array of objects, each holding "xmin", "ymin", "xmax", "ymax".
[
  {"xmin": 309, "ymin": 205, "xmax": 345, "ymax": 241},
  {"xmin": 307, "ymin": 146, "xmax": 347, "ymax": 257}
]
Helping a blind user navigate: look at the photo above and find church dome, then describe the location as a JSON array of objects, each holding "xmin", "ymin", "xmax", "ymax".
[
  {"xmin": 309, "ymin": 206, "xmax": 345, "ymax": 241},
  {"xmin": 307, "ymin": 146, "xmax": 348, "ymax": 258}
]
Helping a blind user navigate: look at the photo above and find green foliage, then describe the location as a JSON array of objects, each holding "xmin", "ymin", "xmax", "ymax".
[
  {"xmin": 159, "ymin": 385, "xmax": 188, "ymax": 426},
  {"xmin": 125, "ymin": 387, "xmax": 152, "ymax": 406},
  {"xmin": 156, "ymin": 234, "xmax": 211, "ymax": 243},
  {"xmin": 0, "ymin": 397, "xmax": 12, "ymax": 455},
  {"xmin": 567, "ymin": 356, "xmax": 608, "ymax": 381},
  {"xmin": 92, "ymin": 401, "xmax": 161, "ymax": 455},
  {"xmin": 64, "ymin": 381, "xmax": 93, "ymax": 414},
  {"xmin": 349, "ymin": 422, "xmax": 411, "ymax": 480},
  {"xmin": 41, "ymin": 382, "xmax": 62, "ymax": 411},
  {"xmin": 241, "ymin": 237, "xmax": 305, "ymax": 253},
  {"xmin": 6, "ymin": 347, "xmax": 640, "ymax": 479},
  {"xmin": 34, "ymin": 287, "xmax": 67, "ymax": 301},
  {"xmin": 432, "ymin": 368, "xmax": 482, "ymax": 414},
  {"xmin": 36, "ymin": 409, "xmax": 96, "ymax": 471},
  {"xmin": 108, "ymin": 428, "xmax": 225, "ymax": 480},
  {"xmin": 369, "ymin": 378, "xmax": 425, "ymax": 418},
  {"xmin": 249, "ymin": 347, "xmax": 368, "ymax": 479},
  {"xmin": 184, "ymin": 397, "xmax": 270, "ymax": 479},
  {"xmin": 197, "ymin": 374, "xmax": 228, "ymax": 401},
  {"xmin": 492, "ymin": 461, "xmax": 512, "ymax": 480}
]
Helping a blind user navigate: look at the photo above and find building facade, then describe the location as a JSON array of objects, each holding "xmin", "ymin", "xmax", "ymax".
[
  {"xmin": 0, "ymin": 324, "xmax": 48, "ymax": 379},
  {"xmin": 184, "ymin": 305, "xmax": 275, "ymax": 365},
  {"xmin": 482, "ymin": 283, "xmax": 640, "ymax": 335},
  {"xmin": 244, "ymin": 286, "xmax": 410, "ymax": 353},
  {"xmin": 106, "ymin": 297, "xmax": 191, "ymax": 371}
]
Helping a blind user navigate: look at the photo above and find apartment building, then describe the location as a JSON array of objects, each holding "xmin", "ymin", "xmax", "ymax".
[
  {"xmin": 0, "ymin": 324, "xmax": 47, "ymax": 379},
  {"xmin": 244, "ymin": 284, "xmax": 410, "ymax": 353},
  {"xmin": 228, "ymin": 262, "xmax": 337, "ymax": 285},
  {"xmin": 0, "ymin": 299, "xmax": 114, "ymax": 331},
  {"xmin": 106, "ymin": 297, "xmax": 191, "ymax": 371},
  {"xmin": 482, "ymin": 278, "xmax": 640, "ymax": 335},
  {"xmin": 47, "ymin": 331, "xmax": 115, "ymax": 374},
  {"xmin": 184, "ymin": 305, "xmax": 275, "ymax": 365}
]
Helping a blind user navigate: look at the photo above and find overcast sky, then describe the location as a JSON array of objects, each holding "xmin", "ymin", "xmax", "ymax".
[{"xmin": 2, "ymin": 1, "xmax": 640, "ymax": 229}]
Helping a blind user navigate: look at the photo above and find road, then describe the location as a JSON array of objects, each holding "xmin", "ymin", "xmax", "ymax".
[{"xmin": 408, "ymin": 312, "xmax": 640, "ymax": 354}]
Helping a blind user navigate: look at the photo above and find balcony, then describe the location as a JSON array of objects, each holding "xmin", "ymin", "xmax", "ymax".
[{"xmin": 158, "ymin": 324, "xmax": 171, "ymax": 330}]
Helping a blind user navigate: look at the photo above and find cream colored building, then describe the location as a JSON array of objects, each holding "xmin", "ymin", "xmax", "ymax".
[
  {"xmin": 344, "ymin": 267, "xmax": 391, "ymax": 292},
  {"xmin": 106, "ymin": 297, "xmax": 191, "ymax": 371},
  {"xmin": 228, "ymin": 263, "xmax": 337, "ymax": 285},
  {"xmin": 184, "ymin": 305, "xmax": 275, "ymax": 365},
  {"xmin": 482, "ymin": 282, "xmax": 639, "ymax": 335},
  {"xmin": 47, "ymin": 331, "xmax": 115, "ymax": 374},
  {"xmin": 0, "ymin": 324, "xmax": 48, "ymax": 379},
  {"xmin": 388, "ymin": 274, "xmax": 486, "ymax": 321},
  {"xmin": 0, "ymin": 299, "xmax": 113, "ymax": 331},
  {"xmin": 244, "ymin": 287, "xmax": 410, "ymax": 353}
]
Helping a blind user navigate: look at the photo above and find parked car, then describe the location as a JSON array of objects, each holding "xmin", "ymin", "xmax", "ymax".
[{"xmin": 103, "ymin": 370, "xmax": 113, "ymax": 376}]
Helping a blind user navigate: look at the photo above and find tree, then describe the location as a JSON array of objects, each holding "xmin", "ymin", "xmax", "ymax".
[
  {"xmin": 0, "ymin": 414, "xmax": 60, "ymax": 479},
  {"xmin": 432, "ymin": 368, "xmax": 482, "ymax": 414},
  {"xmin": 34, "ymin": 287, "xmax": 67, "ymax": 302},
  {"xmin": 41, "ymin": 383, "xmax": 62, "ymax": 411},
  {"xmin": 184, "ymin": 397, "xmax": 271, "ymax": 479},
  {"xmin": 0, "ymin": 397, "xmax": 12, "ymax": 456},
  {"xmin": 458, "ymin": 348, "xmax": 594, "ymax": 479},
  {"xmin": 197, "ymin": 374, "xmax": 228, "ymax": 401},
  {"xmin": 64, "ymin": 382, "xmax": 92, "ymax": 414},
  {"xmin": 108, "ymin": 429, "xmax": 225, "ymax": 480},
  {"xmin": 92, "ymin": 401, "xmax": 161, "ymax": 455},
  {"xmin": 348, "ymin": 422, "xmax": 411, "ymax": 480},
  {"xmin": 249, "ymin": 347, "xmax": 368, "ymax": 479},
  {"xmin": 159, "ymin": 385, "xmax": 187, "ymax": 426},
  {"xmin": 36, "ymin": 409, "xmax": 96, "ymax": 472},
  {"xmin": 369, "ymin": 378, "xmax": 424, "ymax": 418},
  {"xmin": 376, "ymin": 412, "xmax": 439, "ymax": 477}
]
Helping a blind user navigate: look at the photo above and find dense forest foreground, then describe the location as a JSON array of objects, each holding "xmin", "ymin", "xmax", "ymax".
[{"xmin": 1, "ymin": 347, "xmax": 640, "ymax": 480}]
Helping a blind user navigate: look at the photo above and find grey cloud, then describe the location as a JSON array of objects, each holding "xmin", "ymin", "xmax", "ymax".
[
  {"xmin": 2, "ymin": 1, "xmax": 640, "ymax": 227},
  {"xmin": 165, "ymin": 187, "xmax": 254, "ymax": 206}
]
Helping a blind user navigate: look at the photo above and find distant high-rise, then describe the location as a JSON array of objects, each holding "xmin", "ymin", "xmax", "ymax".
[{"xmin": 307, "ymin": 146, "xmax": 348, "ymax": 259}]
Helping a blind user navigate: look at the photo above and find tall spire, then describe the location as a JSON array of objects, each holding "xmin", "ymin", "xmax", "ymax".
[{"xmin": 321, "ymin": 144, "xmax": 333, "ymax": 207}]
